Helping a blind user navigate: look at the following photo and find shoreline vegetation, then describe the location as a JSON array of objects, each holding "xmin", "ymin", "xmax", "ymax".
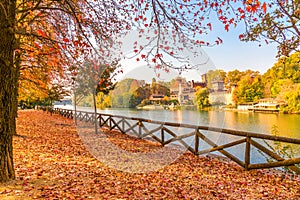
[
  {"xmin": 1, "ymin": 110, "xmax": 299, "ymax": 199},
  {"xmin": 67, "ymin": 54, "xmax": 300, "ymax": 115}
]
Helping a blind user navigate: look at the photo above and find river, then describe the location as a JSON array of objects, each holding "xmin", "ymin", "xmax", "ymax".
[{"xmin": 95, "ymin": 108, "xmax": 300, "ymax": 139}]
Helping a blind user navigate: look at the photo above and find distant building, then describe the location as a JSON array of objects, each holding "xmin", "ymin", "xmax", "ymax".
[
  {"xmin": 170, "ymin": 76, "xmax": 195, "ymax": 105},
  {"xmin": 149, "ymin": 94, "xmax": 165, "ymax": 104},
  {"xmin": 211, "ymin": 81, "xmax": 225, "ymax": 91},
  {"xmin": 190, "ymin": 80, "xmax": 206, "ymax": 88},
  {"xmin": 248, "ymin": 98, "xmax": 287, "ymax": 112},
  {"xmin": 208, "ymin": 79, "xmax": 236, "ymax": 105},
  {"xmin": 237, "ymin": 103, "xmax": 256, "ymax": 111}
]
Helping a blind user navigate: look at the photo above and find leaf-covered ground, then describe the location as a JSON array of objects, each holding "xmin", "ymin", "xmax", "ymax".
[{"xmin": 1, "ymin": 110, "xmax": 300, "ymax": 199}]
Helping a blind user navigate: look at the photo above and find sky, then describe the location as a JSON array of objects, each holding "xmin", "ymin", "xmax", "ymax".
[
  {"xmin": 202, "ymin": 23, "xmax": 278, "ymax": 74},
  {"xmin": 116, "ymin": 13, "xmax": 279, "ymax": 83}
]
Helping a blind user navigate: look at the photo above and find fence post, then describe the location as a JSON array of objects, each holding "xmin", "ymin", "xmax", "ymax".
[
  {"xmin": 109, "ymin": 116, "xmax": 112, "ymax": 130},
  {"xmin": 138, "ymin": 120, "xmax": 142, "ymax": 138},
  {"xmin": 122, "ymin": 117, "xmax": 125, "ymax": 133},
  {"xmin": 195, "ymin": 129, "xmax": 199, "ymax": 155},
  {"xmin": 245, "ymin": 136, "xmax": 251, "ymax": 170},
  {"xmin": 161, "ymin": 127, "xmax": 165, "ymax": 146}
]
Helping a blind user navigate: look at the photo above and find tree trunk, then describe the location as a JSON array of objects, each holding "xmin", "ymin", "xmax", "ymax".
[
  {"xmin": 0, "ymin": 0, "xmax": 17, "ymax": 182},
  {"xmin": 93, "ymin": 91, "xmax": 98, "ymax": 134},
  {"xmin": 74, "ymin": 90, "xmax": 77, "ymax": 125}
]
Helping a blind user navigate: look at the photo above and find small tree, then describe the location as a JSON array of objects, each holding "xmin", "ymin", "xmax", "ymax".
[
  {"xmin": 194, "ymin": 87, "xmax": 210, "ymax": 110},
  {"xmin": 75, "ymin": 58, "xmax": 119, "ymax": 133}
]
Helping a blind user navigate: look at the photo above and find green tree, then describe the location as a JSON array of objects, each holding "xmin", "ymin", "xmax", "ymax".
[
  {"xmin": 194, "ymin": 87, "xmax": 210, "ymax": 110},
  {"xmin": 110, "ymin": 78, "xmax": 140, "ymax": 108},
  {"xmin": 270, "ymin": 79, "xmax": 294, "ymax": 99},
  {"xmin": 283, "ymin": 84, "xmax": 300, "ymax": 113},
  {"xmin": 262, "ymin": 52, "xmax": 300, "ymax": 99},
  {"xmin": 233, "ymin": 75, "xmax": 264, "ymax": 104},
  {"xmin": 128, "ymin": 87, "xmax": 148, "ymax": 108}
]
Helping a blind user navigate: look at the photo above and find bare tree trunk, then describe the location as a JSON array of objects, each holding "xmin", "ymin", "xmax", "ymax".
[
  {"xmin": 93, "ymin": 91, "xmax": 98, "ymax": 134},
  {"xmin": 0, "ymin": 0, "xmax": 17, "ymax": 182},
  {"xmin": 74, "ymin": 90, "xmax": 77, "ymax": 125}
]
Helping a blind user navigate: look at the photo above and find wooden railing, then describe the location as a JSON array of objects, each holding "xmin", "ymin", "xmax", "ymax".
[{"xmin": 50, "ymin": 108, "xmax": 300, "ymax": 174}]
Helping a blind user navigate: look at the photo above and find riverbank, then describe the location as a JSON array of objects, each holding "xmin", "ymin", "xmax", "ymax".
[{"xmin": 1, "ymin": 110, "xmax": 299, "ymax": 199}]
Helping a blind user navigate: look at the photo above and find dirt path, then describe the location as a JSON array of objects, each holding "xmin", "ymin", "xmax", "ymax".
[{"xmin": 0, "ymin": 110, "xmax": 299, "ymax": 199}]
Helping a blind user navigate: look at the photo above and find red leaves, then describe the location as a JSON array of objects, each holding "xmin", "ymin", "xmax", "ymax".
[
  {"xmin": 155, "ymin": 53, "xmax": 162, "ymax": 58},
  {"xmin": 262, "ymin": 2, "xmax": 267, "ymax": 13},
  {"xmin": 3, "ymin": 111, "xmax": 299, "ymax": 199},
  {"xmin": 36, "ymin": 30, "xmax": 46, "ymax": 37},
  {"xmin": 207, "ymin": 23, "xmax": 212, "ymax": 31},
  {"xmin": 224, "ymin": 24, "xmax": 229, "ymax": 32},
  {"xmin": 62, "ymin": 38, "xmax": 70, "ymax": 43}
]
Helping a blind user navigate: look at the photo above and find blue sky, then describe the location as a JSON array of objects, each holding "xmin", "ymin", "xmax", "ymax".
[{"xmin": 202, "ymin": 24, "xmax": 278, "ymax": 74}]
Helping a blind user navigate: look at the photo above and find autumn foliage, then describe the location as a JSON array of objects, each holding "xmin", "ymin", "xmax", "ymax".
[
  {"xmin": 1, "ymin": 0, "xmax": 300, "ymax": 184},
  {"xmin": 0, "ymin": 110, "xmax": 299, "ymax": 199}
]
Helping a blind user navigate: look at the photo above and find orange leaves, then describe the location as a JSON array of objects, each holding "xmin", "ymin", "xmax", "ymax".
[
  {"xmin": 245, "ymin": 0, "xmax": 264, "ymax": 13},
  {"xmin": 262, "ymin": 2, "xmax": 267, "ymax": 13},
  {"xmin": 36, "ymin": 30, "xmax": 46, "ymax": 37},
  {"xmin": 3, "ymin": 110, "xmax": 299, "ymax": 199},
  {"xmin": 28, "ymin": 1, "xmax": 33, "ymax": 7},
  {"xmin": 246, "ymin": 5, "xmax": 258, "ymax": 13}
]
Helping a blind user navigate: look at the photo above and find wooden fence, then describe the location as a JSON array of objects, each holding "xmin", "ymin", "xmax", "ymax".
[{"xmin": 49, "ymin": 108, "xmax": 300, "ymax": 174}]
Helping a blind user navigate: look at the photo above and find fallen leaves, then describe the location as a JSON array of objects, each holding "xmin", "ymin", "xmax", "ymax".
[{"xmin": 0, "ymin": 110, "xmax": 299, "ymax": 199}]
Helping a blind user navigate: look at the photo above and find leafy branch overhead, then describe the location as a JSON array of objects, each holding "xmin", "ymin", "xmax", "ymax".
[
  {"xmin": 75, "ymin": 58, "xmax": 119, "ymax": 98},
  {"xmin": 15, "ymin": 0, "xmax": 299, "ymax": 100}
]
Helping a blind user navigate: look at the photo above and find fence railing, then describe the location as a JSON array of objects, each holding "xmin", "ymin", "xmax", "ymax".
[{"xmin": 49, "ymin": 107, "xmax": 300, "ymax": 174}]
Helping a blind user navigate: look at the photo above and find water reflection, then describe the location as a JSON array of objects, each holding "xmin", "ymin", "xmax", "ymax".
[{"xmin": 97, "ymin": 107, "xmax": 300, "ymax": 138}]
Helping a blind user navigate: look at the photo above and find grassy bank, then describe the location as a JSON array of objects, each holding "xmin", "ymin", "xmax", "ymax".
[{"xmin": 0, "ymin": 110, "xmax": 299, "ymax": 199}]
